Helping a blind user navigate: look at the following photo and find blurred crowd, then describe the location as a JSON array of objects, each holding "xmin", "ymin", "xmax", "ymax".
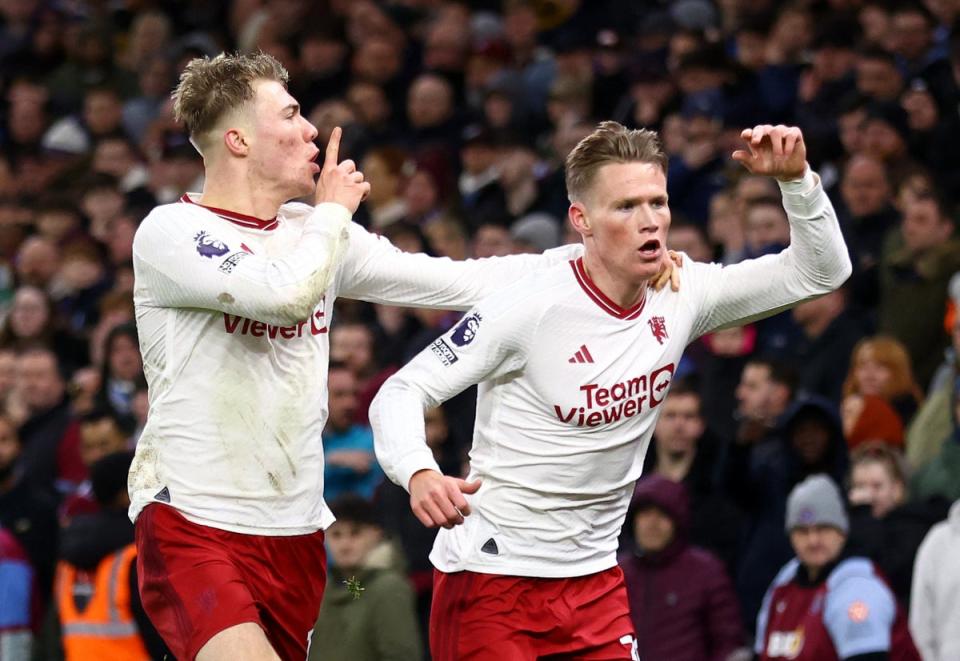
[{"xmin": 2, "ymin": 0, "xmax": 960, "ymax": 659}]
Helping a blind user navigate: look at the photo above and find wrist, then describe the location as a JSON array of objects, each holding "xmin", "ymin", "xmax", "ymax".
[{"xmin": 775, "ymin": 163, "xmax": 808, "ymax": 182}]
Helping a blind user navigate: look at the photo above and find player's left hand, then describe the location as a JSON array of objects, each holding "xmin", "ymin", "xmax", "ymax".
[
  {"xmin": 651, "ymin": 250, "xmax": 683, "ymax": 292},
  {"xmin": 732, "ymin": 125, "xmax": 807, "ymax": 182}
]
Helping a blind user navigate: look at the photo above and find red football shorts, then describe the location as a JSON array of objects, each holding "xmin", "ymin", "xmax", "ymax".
[
  {"xmin": 430, "ymin": 566, "xmax": 638, "ymax": 660},
  {"xmin": 135, "ymin": 504, "xmax": 326, "ymax": 660}
]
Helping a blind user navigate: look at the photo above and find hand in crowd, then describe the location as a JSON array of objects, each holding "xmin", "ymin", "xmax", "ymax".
[
  {"xmin": 314, "ymin": 126, "xmax": 370, "ymax": 213},
  {"xmin": 732, "ymin": 125, "xmax": 807, "ymax": 181},
  {"xmin": 408, "ymin": 469, "xmax": 482, "ymax": 529}
]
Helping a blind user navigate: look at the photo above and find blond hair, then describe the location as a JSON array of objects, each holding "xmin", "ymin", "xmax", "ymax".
[
  {"xmin": 565, "ymin": 121, "xmax": 668, "ymax": 202},
  {"xmin": 172, "ymin": 52, "xmax": 289, "ymax": 150}
]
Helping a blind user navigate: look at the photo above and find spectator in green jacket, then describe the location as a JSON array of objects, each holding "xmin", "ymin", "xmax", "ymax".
[{"xmin": 310, "ymin": 495, "xmax": 423, "ymax": 661}]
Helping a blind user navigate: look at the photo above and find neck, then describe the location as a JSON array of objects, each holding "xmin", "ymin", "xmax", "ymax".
[
  {"xmin": 801, "ymin": 311, "xmax": 836, "ymax": 339},
  {"xmin": 656, "ymin": 448, "xmax": 695, "ymax": 481},
  {"xmin": 581, "ymin": 251, "xmax": 646, "ymax": 309},
  {"xmin": 199, "ymin": 163, "xmax": 285, "ymax": 220}
]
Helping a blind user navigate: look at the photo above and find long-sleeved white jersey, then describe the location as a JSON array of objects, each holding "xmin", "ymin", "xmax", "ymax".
[
  {"xmin": 370, "ymin": 170, "xmax": 852, "ymax": 578},
  {"xmin": 129, "ymin": 194, "xmax": 582, "ymax": 535}
]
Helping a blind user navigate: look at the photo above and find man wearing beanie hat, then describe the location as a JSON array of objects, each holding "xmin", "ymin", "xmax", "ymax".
[{"xmin": 755, "ymin": 474, "xmax": 920, "ymax": 660}]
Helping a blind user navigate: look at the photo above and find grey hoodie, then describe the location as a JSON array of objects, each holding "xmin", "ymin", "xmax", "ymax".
[{"xmin": 910, "ymin": 499, "xmax": 960, "ymax": 661}]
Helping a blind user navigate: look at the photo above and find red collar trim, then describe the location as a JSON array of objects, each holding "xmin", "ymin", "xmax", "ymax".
[
  {"xmin": 180, "ymin": 194, "xmax": 279, "ymax": 231},
  {"xmin": 569, "ymin": 257, "xmax": 646, "ymax": 320}
]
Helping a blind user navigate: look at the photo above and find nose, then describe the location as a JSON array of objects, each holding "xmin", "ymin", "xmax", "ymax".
[
  {"xmin": 304, "ymin": 116, "xmax": 319, "ymax": 143},
  {"xmin": 636, "ymin": 204, "xmax": 658, "ymax": 232}
]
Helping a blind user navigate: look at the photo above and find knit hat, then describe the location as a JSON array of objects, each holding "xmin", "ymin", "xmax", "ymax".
[{"xmin": 785, "ymin": 474, "xmax": 849, "ymax": 534}]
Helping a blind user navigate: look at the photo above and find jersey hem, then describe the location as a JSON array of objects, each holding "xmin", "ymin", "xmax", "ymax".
[{"xmin": 430, "ymin": 554, "xmax": 618, "ymax": 578}]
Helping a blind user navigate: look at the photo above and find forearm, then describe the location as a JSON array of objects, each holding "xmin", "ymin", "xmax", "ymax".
[
  {"xmin": 136, "ymin": 204, "xmax": 350, "ymax": 325},
  {"xmin": 370, "ymin": 378, "xmax": 442, "ymax": 491},
  {"xmin": 340, "ymin": 228, "xmax": 582, "ymax": 310},
  {"xmin": 694, "ymin": 169, "xmax": 851, "ymax": 336}
]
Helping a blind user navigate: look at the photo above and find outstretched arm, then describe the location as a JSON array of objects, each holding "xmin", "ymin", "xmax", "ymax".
[
  {"xmin": 688, "ymin": 125, "xmax": 851, "ymax": 338},
  {"xmin": 337, "ymin": 233, "xmax": 681, "ymax": 312}
]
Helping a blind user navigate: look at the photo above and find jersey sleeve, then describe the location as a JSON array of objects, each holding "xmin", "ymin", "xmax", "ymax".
[
  {"xmin": 336, "ymin": 223, "xmax": 582, "ymax": 310},
  {"xmin": 683, "ymin": 169, "xmax": 852, "ymax": 339},
  {"xmin": 369, "ymin": 294, "xmax": 538, "ymax": 491},
  {"xmin": 132, "ymin": 203, "xmax": 350, "ymax": 326},
  {"xmin": 824, "ymin": 575, "xmax": 896, "ymax": 659}
]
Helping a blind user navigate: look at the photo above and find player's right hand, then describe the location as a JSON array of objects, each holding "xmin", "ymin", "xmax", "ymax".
[
  {"xmin": 315, "ymin": 126, "xmax": 370, "ymax": 213},
  {"xmin": 408, "ymin": 469, "xmax": 482, "ymax": 529}
]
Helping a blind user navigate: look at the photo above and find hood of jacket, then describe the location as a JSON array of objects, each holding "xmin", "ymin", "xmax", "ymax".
[
  {"xmin": 780, "ymin": 395, "xmax": 849, "ymax": 483},
  {"xmin": 59, "ymin": 508, "xmax": 135, "ymax": 570},
  {"xmin": 625, "ymin": 475, "xmax": 690, "ymax": 565}
]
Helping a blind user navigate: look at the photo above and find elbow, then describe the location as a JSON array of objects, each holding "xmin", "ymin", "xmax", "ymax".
[
  {"xmin": 823, "ymin": 252, "xmax": 853, "ymax": 291},
  {"xmin": 270, "ymin": 286, "xmax": 322, "ymax": 326}
]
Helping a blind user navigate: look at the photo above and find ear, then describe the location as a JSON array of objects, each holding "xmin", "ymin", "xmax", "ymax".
[
  {"xmin": 223, "ymin": 128, "xmax": 250, "ymax": 157},
  {"xmin": 568, "ymin": 201, "xmax": 592, "ymax": 238}
]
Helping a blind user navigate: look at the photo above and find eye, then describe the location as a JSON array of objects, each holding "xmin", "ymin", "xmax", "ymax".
[{"xmin": 617, "ymin": 201, "xmax": 634, "ymax": 211}]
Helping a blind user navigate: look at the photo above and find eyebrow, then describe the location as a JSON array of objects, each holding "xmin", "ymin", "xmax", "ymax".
[{"xmin": 613, "ymin": 194, "xmax": 668, "ymax": 206}]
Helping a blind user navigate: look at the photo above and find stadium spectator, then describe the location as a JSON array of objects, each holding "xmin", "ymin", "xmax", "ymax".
[
  {"xmin": 755, "ymin": 474, "xmax": 920, "ymax": 660},
  {"xmin": 878, "ymin": 192, "xmax": 960, "ymax": 386},
  {"xmin": 620, "ymin": 475, "xmax": 745, "ymax": 661},
  {"xmin": 837, "ymin": 153, "xmax": 899, "ymax": 315},
  {"xmin": 91, "ymin": 323, "xmax": 143, "ymax": 428},
  {"xmin": 309, "ymin": 494, "xmax": 422, "ymax": 661},
  {"xmin": 645, "ymin": 379, "xmax": 743, "ymax": 574},
  {"xmin": 842, "ymin": 336, "xmax": 924, "ymax": 431},
  {"xmin": 15, "ymin": 347, "xmax": 85, "ymax": 497},
  {"xmin": 0, "ymin": 526, "xmax": 34, "ymax": 659},
  {"xmin": 357, "ymin": 146, "xmax": 408, "ymax": 230},
  {"xmin": 61, "ymin": 409, "xmax": 133, "ymax": 521},
  {"xmin": 323, "ymin": 361, "xmax": 384, "ymax": 502},
  {"xmin": 907, "ymin": 308, "xmax": 960, "ymax": 469},
  {"xmin": 0, "ymin": 412, "xmax": 58, "ymax": 606},
  {"xmin": 911, "ymin": 375, "xmax": 960, "ymax": 502},
  {"xmin": 728, "ymin": 393, "xmax": 850, "ymax": 631},
  {"xmin": 846, "ymin": 443, "xmax": 949, "ymax": 608},
  {"xmin": 0, "ymin": 285, "xmax": 89, "ymax": 373},
  {"xmin": 372, "ymin": 121, "xmax": 850, "ymax": 658},
  {"xmin": 910, "ymin": 498, "xmax": 960, "ymax": 661},
  {"xmin": 52, "ymin": 451, "xmax": 167, "ymax": 660},
  {"xmin": 330, "ymin": 320, "xmax": 397, "ymax": 425},
  {"xmin": 787, "ymin": 288, "xmax": 866, "ymax": 403}
]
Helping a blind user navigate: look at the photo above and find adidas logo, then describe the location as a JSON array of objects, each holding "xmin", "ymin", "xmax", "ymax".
[
  {"xmin": 154, "ymin": 486, "xmax": 171, "ymax": 503},
  {"xmin": 480, "ymin": 538, "xmax": 499, "ymax": 555},
  {"xmin": 568, "ymin": 344, "xmax": 594, "ymax": 364}
]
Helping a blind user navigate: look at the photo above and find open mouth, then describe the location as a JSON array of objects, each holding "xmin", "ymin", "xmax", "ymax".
[{"xmin": 638, "ymin": 239, "xmax": 661, "ymax": 258}]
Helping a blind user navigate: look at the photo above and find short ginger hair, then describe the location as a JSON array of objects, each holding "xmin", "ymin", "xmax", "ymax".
[
  {"xmin": 172, "ymin": 52, "xmax": 289, "ymax": 151},
  {"xmin": 565, "ymin": 121, "xmax": 668, "ymax": 203}
]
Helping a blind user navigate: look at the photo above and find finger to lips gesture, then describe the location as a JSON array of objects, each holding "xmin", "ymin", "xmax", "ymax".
[
  {"xmin": 731, "ymin": 124, "xmax": 807, "ymax": 181},
  {"xmin": 315, "ymin": 126, "xmax": 371, "ymax": 212}
]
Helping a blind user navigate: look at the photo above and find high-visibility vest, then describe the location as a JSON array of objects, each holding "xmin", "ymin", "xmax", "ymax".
[{"xmin": 56, "ymin": 543, "xmax": 150, "ymax": 661}]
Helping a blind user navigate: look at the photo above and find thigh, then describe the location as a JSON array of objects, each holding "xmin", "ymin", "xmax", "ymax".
[
  {"xmin": 135, "ymin": 504, "xmax": 262, "ymax": 661},
  {"xmin": 430, "ymin": 570, "xmax": 549, "ymax": 661},
  {"xmin": 244, "ymin": 530, "xmax": 327, "ymax": 661},
  {"xmin": 562, "ymin": 568, "xmax": 637, "ymax": 661},
  {"xmin": 196, "ymin": 622, "xmax": 281, "ymax": 661}
]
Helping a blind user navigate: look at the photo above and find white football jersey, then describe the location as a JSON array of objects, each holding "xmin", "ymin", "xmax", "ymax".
[
  {"xmin": 129, "ymin": 195, "xmax": 582, "ymax": 535},
  {"xmin": 371, "ymin": 169, "xmax": 852, "ymax": 577}
]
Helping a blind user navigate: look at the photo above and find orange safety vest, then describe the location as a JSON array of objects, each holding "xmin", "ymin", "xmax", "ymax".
[{"xmin": 55, "ymin": 543, "xmax": 150, "ymax": 661}]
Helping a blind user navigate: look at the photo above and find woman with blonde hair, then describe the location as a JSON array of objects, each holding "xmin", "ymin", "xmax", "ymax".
[{"xmin": 842, "ymin": 336, "xmax": 923, "ymax": 430}]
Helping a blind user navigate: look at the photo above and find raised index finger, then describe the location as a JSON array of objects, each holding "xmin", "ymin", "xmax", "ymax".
[{"xmin": 324, "ymin": 126, "xmax": 342, "ymax": 168}]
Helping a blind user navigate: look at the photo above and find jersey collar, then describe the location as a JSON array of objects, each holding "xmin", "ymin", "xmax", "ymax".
[
  {"xmin": 180, "ymin": 193, "xmax": 279, "ymax": 231},
  {"xmin": 570, "ymin": 257, "xmax": 647, "ymax": 320}
]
